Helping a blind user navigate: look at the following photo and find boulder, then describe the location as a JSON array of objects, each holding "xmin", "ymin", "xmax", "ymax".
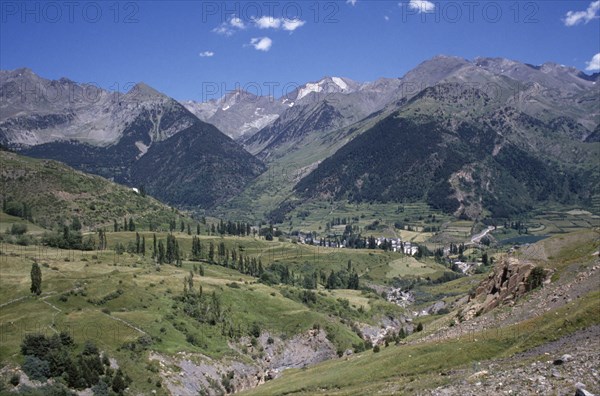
[{"xmin": 575, "ymin": 387, "xmax": 595, "ymax": 396}]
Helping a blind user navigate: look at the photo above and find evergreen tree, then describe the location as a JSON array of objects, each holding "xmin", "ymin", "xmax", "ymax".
[
  {"xmin": 326, "ymin": 270, "xmax": 337, "ymax": 289},
  {"xmin": 22, "ymin": 202, "xmax": 33, "ymax": 221},
  {"xmin": 187, "ymin": 224, "xmax": 191, "ymax": 235},
  {"xmin": 128, "ymin": 218, "xmax": 135, "ymax": 232},
  {"xmin": 348, "ymin": 272, "xmax": 360, "ymax": 289},
  {"xmin": 98, "ymin": 229, "xmax": 103, "ymax": 250},
  {"xmin": 367, "ymin": 236, "xmax": 377, "ymax": 249},
  {"xmin": 97, "ymin": 229, "xmax": 107, "ymax": 250},
  {"xmin": 180, "ymin": 220, "xmax": 185, "ymax": 233},
  {"xmin": 72, "ymin": 217, "xmax": 82, "ymax": 231},
  {"xmin": 113, "ymin": 219, "xmax": 118, "ymax": 232},
  {"xmin": 176, "ymin": 243, "xmax": 182, "ymax": 267},
  {"xmin": 141, "ymin": 236, "xmax": 146, "ymax": 256},
  {"xmin": 191, "ymin": 236, "xmax": 202, "ymax": 260},
  {"xmin": 237, "ymin": 253, "xmax": 243, "ymax": 272},
  {"xmin": 303, "ymin": 272, "xmax": 316, "ymax": 289},
  {"xmin": 158, "ymin": 240, "xmax": 165, "ymax": 264},
  {"xmin": 398, "ymin": 328, "xmax": 406, "ymax": 339},
  {"xmin": 208, "ymin": 242, "xmax": 215, "ymax": 262},
  {"xmin": 166, "ymin": 234, "xmax": 178, "ymax": 264},
  {"xmin": 187, "ymin": 271, "xmax": 194, "ymax": 292},
  {"xmin": 30, "ymin": 262, "xmax": 42, "ymax": 295},
  {"xmin": 123, "ymin": 218, "xmax": 127, "ymax": 232},
  {"xmin": 196, "ymin": 223, "xmax": 200, "ymax": 235},
  {"xmin": 218, "ymin": 242, "xmax": 226, "ymax": 263},
  {"xmin": 111, "ymin": 369, "xmax": 127, "ymax": 394},
  {"xmin": 135, "ymin": 232, "xmax": 140, "ymax": 254},
  {"xmin": 152, "ymin": 234, "xmax": 157, "ymax": 259}
]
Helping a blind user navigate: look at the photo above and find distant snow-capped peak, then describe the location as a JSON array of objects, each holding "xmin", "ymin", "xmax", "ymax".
[{"xmin": 292, "ymin": 76, "xmax": 359, "ymax": 102}]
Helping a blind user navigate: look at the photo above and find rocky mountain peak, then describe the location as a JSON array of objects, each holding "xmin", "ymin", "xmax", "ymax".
[{"xmin": 127, "ymin": 82, "xmax": 165, "ymax": 101}]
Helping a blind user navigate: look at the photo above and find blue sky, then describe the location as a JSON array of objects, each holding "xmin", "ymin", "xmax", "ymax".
[{"xmin": 1, "ymin": 0, "xmax": 599, "ymax": 101}]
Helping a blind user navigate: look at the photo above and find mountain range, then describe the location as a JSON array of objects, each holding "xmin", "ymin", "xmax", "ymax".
[
  {"xmin": 0, "ymin": 68, "xmax": 264, "ymax": 209},
  {"xmin": 1, "ymin": 55, "xmax": 598, "ymax": 218}
]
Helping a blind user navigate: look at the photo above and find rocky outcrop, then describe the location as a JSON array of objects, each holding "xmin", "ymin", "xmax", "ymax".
[
  {"xmin": 149, "ymin": 329, "xmax": 337, "ymax": 395},
  {"xmin": 467, "ymin": 257, "xmax": 552, "ymax": 318}
]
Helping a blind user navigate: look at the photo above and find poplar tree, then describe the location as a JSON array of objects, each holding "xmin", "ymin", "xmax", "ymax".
[{"xmin": 30, "ymin": 262, "xmax": 42, "ymax": 295}]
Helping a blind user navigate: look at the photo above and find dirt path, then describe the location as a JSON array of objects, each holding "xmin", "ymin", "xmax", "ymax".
[
  {"xmin": 0, "ymin": 295, "xmax": 29, "ymax": 308},
  {"xmin": 103, "ymin": 313, "xmax": 149, "ymax": 336},
  {"xmin": 41, "ymin": 296, "xmax": 62, "ymax": 335}
]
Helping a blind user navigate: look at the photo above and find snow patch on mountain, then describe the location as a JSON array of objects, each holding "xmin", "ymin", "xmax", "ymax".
[
  {"xmin": 297, "ymin": 82, "xmax": 323, "ymax": 101},
  {"xmin": 135, "ymin": 141, "xmax": 149, "ymax": 158},
  {"xmin": 331, "ymin": 77, "xmax": 348, "ymax": 91},
  {"xmin": 240, "ymin": 113, "xmax": 280, "ymax": 135}
]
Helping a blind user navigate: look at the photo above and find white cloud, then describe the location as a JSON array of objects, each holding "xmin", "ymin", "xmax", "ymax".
[
  {"xmin": 250, "ymin": 37, "xmax": 273, "ymax": 52},
  {"xmin": 406, "ymin": 0, "xmax": 435, "ymax": 13},
  {"xmin": 384, "ymin": 15, "xmax": 390, "ymax": 21},
  {"xmin": 346, "ymin": 0, "xmax": 358, "ymax": 6},
  {"xmin": 585, "ymin": 53, "xmax": 600, "ymax": 71},
  {"xmin": 253, "ymin": 16, "xmax": 305, "ymax": 31},
  {"xmin": 254, "ymin": 16, "xmax": 281, "ymax": 29},
  {"xmin": 564, "ymin": 1, "xmax": 600, "ymax": 26},
  {"xmin": 213, "ymin": 16, "xmax": 246, "ymax": 36},
  {"xmin": 199, "ymin": 51, "xmax": 214, "ymax": 57},
  {"xmin": 212, "ymin": 25, "xmax": 234, "ymax": 36},
  {"xmin": 230, "ymin": 17, "xmax": 245, "ymax": 29},
  {"xmin": 283, "ymin": 19, "xmax": 305, "ymax": 31}
]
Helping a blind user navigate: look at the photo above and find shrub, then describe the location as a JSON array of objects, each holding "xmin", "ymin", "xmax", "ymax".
[
  {"xmin": 185, "ymin": 333, "xmax": 199, "ymax": 346},
  {"xmin": 353, "ymin": 342, "xmax": 365, "ymax": 353},
  {"xmin": 249, "ymin": 322, "xmax": 261, "ymax": 338},
  {"xmin": 373, "ymin": 345, "xmax": 381, "ymax": 353},
  {"xmin": 9, "ymin": 373, "xmax": 20, "ymax": 386},
  {"xmin": 22, "ymin": 355, "xmax": 50, "ymax": 381},
  {"xmin": 221, "ymin": 371, "xmax": 234, "ymax": 393},
  {"xmin": 91, "ymin": 378, "xmax": 110, "ymax": 396},
  {"xmin": 10, "ymin": 223, "xmax": 28, "ymax": 235},
  {"xmin": 16, "ymin": 234, "xmax": 32, "ymax": 246},
  {"xmin": 300, "ymin": 290, "xmax": 317, "ymax": 305},
  {"xmin": 527, "ymin": 266, "xmax": 546, "ymax": 291},
  {"xmin": 111, "ymin": 369, "xmax": 129, "ymax": 394}
]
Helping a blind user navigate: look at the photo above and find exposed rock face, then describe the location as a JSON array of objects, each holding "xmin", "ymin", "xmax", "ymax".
[
  {"xmin": 468, "ymin": 257, "xmax": 552, "ymax": 317},
  {"xmin": 150, "ymin": 329, "xmax": 337, "ymax": 395}
]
